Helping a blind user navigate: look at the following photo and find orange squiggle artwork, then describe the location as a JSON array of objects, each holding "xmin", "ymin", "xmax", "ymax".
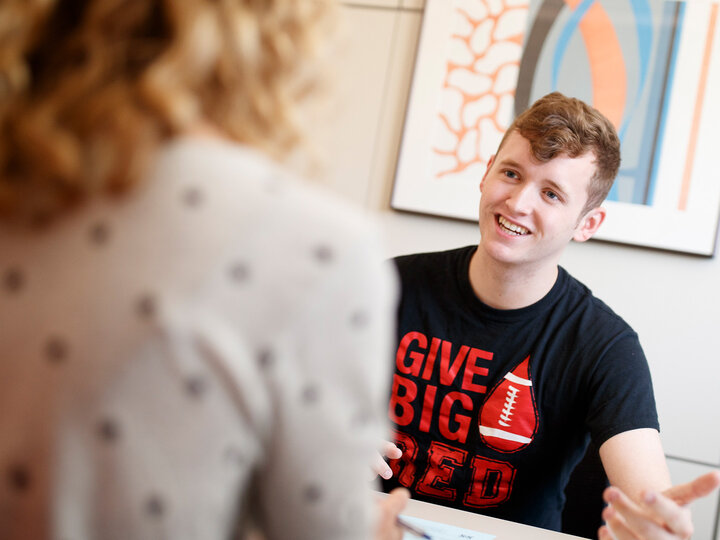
[{"xmin": 431, "ymin": 0, "xmax": 529, "ymax": 181}]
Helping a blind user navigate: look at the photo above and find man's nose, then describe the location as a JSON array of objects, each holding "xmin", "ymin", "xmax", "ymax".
[{"xmin": 505, "ymin": 184, "xmax": 534, "ymax": 214}]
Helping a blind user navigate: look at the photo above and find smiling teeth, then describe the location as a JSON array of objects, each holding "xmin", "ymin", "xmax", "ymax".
[{"xmin": 498, "ymin": 216, "xmax": 529, "ymax": 235}]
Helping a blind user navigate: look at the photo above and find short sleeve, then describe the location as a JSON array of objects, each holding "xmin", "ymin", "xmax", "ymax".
[{"xmin": 584, "ymin": 333, "xmax": 659, "ymax": 447}]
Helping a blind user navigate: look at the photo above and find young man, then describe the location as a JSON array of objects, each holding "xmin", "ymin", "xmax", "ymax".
[{"xmin": 381, "ymin": 92, "xmax": 720, "ymax": 538}]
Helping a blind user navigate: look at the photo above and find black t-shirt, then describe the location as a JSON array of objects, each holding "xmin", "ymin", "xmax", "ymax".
[{"xmin": 382, "ymin": 246, "xmax": 659, "ymax": 531}]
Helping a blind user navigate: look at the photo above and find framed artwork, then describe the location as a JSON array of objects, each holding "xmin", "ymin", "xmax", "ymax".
[{"xmin": 391, "ymin": 0, "xmax": 720, "ymax": 256}]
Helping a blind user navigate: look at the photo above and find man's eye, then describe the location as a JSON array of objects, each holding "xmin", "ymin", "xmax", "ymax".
[
  {"xmin": 544, "ymin": 190, "xmax": 559, "ymax": 201},
  {"xmin": 503, "ymin": 170, "xmax": 518, "ymax": 179}
]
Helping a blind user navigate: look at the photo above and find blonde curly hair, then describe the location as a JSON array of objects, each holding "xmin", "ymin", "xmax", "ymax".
[{"xmin": 0, "ymin": 0, "xmax": 333, "ymax": 223}]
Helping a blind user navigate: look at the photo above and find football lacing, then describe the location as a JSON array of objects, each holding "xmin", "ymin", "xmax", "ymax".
[{"xmin": 498, "ymin": 385, "xmax": 518, "ymax": 427}]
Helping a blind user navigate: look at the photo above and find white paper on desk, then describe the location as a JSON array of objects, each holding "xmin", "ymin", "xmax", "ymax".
[{"xmin": 400, "ymin": 515, "xmax": 496, "ymax": 540}]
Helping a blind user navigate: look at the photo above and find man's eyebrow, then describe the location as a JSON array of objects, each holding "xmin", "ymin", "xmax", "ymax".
[{"xmin": 497, "ymin": 158, "xmax": 524, "ymax": 170}]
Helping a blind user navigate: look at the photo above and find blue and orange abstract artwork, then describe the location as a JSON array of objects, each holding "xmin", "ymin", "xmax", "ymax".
[{"xmin": 393, "ymin": 0, "xmax": 720, "ymax": 254}]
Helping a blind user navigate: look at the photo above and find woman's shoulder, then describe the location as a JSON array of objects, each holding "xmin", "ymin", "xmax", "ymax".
[{"xmin": 153, "ymin": 137, "xmax": 378, "ymax": 242}]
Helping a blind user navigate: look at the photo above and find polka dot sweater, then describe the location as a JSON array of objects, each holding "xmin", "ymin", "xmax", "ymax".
[{"xmin": 0, "ymin": 137, "xmax": 398, "ymax": 540}]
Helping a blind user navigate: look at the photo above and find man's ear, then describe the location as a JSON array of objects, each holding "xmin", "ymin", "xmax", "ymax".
[
  {"xmin": 480, "ymin": 155, "xmax": 495, "ymax": 192},
  {"xmin": 573, "ymin": 206, "xmax": 606, "ymax": 242}
]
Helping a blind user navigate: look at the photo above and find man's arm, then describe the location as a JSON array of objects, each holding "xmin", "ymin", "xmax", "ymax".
[
  {"xmin": 599, "ymin": 428, "xmax": 672, "ymax": 498},
  {"xmin": 598, "ymin": 428, "xmax": 720, "ymax": 539}
]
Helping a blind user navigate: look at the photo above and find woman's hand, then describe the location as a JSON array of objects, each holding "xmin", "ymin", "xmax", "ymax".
[
  {"xmin": 375, "ymin": 488, "xmax": 410, "ymax": 540},
  {"xmin": 371, "ymin": 441, "xmax": 403, "ymax": 480}
]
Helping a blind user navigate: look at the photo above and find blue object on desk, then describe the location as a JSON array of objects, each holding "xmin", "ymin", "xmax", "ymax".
[{"xmin": 399, "ymin": 514, "xmax": 496, "ymax": 540}]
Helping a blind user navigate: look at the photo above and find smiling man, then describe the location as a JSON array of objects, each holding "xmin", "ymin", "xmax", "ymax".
[{"xmin": 381, "ymin": 92, "xmax": 720, "ymax": 539}]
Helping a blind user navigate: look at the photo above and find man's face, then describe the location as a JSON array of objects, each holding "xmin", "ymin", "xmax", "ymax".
[{"xmin": 477, "ymin": 131, "xmax": 605, "ymax": 269}]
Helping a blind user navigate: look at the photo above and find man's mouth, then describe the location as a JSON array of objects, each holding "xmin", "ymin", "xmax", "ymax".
[{"xmin": 497, "ymin": 215, "xmax": 530, "ymax": 236}]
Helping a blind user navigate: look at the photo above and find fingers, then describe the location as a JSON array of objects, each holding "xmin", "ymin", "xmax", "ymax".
[
  {"xmin": 600, "ymin": 504, "xmax": 642, "ymax": 540},
  {"xmin": 603, "ymin": 485, "xmax": 695, "ymax": 540},
  {"xmin": 602, "ymin": 487, "xmax": 671, "ymax": 540},
  {"xmin": 370, "ymin": 442, "xmax": 403, "ymax": 480},
  {"xmin": 384, "ymin": 487, "xmax": 411, "ymax": 512},
  {"xmin": 383, "ymin": 441, "xmax": 403, "ymax": 460},
  {"xmin": 603, "ymin": 487, "xmax": 648, "ymax": 540},
  {"xmin": 663, "ymin": 470, "xmax": 720, "ymax": 506},
  {"xmin": 599, "ymin": 472, "xmax": 720, "ymax": 540},
  {"xmin": 371, "ymin": 451, "xmax": 393, "ymax": 480},
  {"xmin": 641, "ymin": 490, "xmax": 693, "ymax": 538},
  {"xmin": 374, "ymin": 488, "xmax": 410, "ymax": 540}
]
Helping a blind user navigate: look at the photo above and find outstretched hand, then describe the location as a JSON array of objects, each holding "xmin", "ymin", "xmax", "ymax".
[
  {"xmin": 598, "ymin": 470, "xmax": 720, "ymax": 539},
  {"xmin": 371, "ymin": 441, "xmax": 403, "ymax": 480}
]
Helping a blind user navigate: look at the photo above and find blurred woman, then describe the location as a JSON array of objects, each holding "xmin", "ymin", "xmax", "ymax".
[{"xmin": 0, "ymin": 1, "xmax": 404, "ymax": 538}]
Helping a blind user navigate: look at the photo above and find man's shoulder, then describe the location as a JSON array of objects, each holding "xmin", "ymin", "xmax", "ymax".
[
  {"xmin": 393, "ymin": 245, "xmax": 475, "ymax": 274},
  {"xmin": 559, "ymin": 267, "xmax": 636, "ymax": 334}
]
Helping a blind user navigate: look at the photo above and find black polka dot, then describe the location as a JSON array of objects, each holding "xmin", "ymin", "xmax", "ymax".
[
  {"xmin": 301, "ymin": 384, "xmax": 319, "ymax": 404},
  {"xmin": 7, "ymin": 464, "xmax": 31, "ymax": 492},
  {"xmin": 3, "ymin": 267, "xmax": 24, "ymax": 293},
  {"xmin": 350, "ymin": 310, "xmax": 369, "ymax": 328},
  {"xmin": 229, "ymin": 263, "xmax": 250, "ymax": 282},
  {"xmin": 89, "ymin": 222, "xmax": 111, "ymax": 246},
  {"xmin": 97, "ymin": 419, "xmax": 120, "ymax": 442},
  {"xmin": 313, "ymin": 245, "xmax": 333, "ymax": 263},
  {"xmin": 136, "ymin": 295, "xmax": 156, "ymax": 318},
  {"xmin": 257, "ymin": 348, "xmax": 274, "ymax": 369},
  {"xmin": 45, "ymin": 337, "xmax": 68, "ymax": 363},
  {"xmin": 182, "ymin": 187, "xmax": 203, "ymax": 208},
  {"xmin": 303, "ymin": 484, "xmax": 323, "ymax": 503},
  {"xmin": 145, "ymin": 494, "xmax": 166, "ymax": 517},
  {"xmin": 185, "ymin": 375, "xmax": 207, "ymax": 398}
]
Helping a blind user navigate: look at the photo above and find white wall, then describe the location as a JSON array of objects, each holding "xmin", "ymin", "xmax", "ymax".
[{"xmin": 312, "ymin": 2, "xmax": 720, "ymax": 537}]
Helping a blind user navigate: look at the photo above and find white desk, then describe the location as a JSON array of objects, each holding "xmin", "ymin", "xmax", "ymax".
[{"xmin": 401, "ymin": 497, "xmax": 586, "ymax": 540}]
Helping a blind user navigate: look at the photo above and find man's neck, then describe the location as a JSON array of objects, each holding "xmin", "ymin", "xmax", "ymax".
[{"xmin": 468, "ymin": 248, "xmax": 559, "ymax": 310}]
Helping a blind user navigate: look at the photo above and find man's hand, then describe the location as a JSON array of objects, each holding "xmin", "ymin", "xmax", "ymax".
[
  {"xmin": 371, "ymin": 441, "xmax": 403, "ymax": 480},
  {"xmin": 598, "ymin": 470, "xmax": 720, "ymax": 539},
  {"xmin": 375, "ymin": 488, "xmax": 411, "ymax": 540}
]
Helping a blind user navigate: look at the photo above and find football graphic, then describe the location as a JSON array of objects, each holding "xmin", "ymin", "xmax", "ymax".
[{"xmin": 478, "ymin": 356, "xmax": 538, "ymax": 453}]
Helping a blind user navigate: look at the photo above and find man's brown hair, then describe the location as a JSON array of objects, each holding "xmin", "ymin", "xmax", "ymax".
[{"xmin": 497, "ymin": 92, "xmax": 621, "ymax": 214}]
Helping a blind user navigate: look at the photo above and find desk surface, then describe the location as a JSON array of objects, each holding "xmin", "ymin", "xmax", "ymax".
[{"xmin": 401, "ymin": 497, "xmax": 586, "ymax": 540}]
